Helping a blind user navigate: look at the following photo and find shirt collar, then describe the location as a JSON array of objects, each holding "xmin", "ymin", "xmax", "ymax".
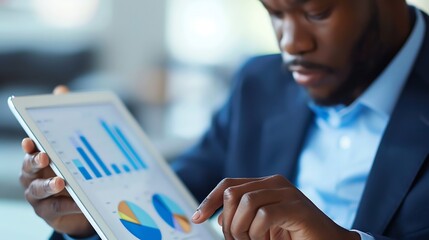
[{"xmin": 309, "ymin": 7, "xmax": 426, "ymax": 121}]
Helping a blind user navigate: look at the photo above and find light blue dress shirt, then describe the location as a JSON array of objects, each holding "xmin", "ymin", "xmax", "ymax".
[
  {"xmin": 65, "ymin": 7, "xmax": 426, "ymax": 240},
  {"xmin": 295, "ymin": 7, "xmax": 425, "ymax": 240}
]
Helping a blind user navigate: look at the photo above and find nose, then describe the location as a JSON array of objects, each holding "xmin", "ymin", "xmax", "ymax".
[{"xmin": 279, "ymin": 18, "xmax": 315, "ymax": 56}]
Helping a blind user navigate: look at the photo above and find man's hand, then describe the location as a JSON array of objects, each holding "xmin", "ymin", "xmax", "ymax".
[
  {"xmin": 19, "ymin": 86, "xmax": 95, "ymax": 237},
  {"xmin": 192, "ymin": 175, "xmax": 361, "ymax": 240}
]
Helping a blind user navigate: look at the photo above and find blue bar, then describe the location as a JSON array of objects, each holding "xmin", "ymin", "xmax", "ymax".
[
  {"xmin": 114, "ymin": 126, "xmax": 147, "ymax": 169},
  {"xmin": 76, "ymin": 147, "xmax": 102, "ymax": 178},
  {"xmin": 123, "ymin": 164, "xmax": 131, "ymax": 173},
  {"xmin": 100, "ymin": 120, "xmax": 139, "ymax": 170},
  {"xmin": 111, "ymin": 164, "xmax": 121, "ymax": 174},
  {"xmin": 80, "ymin": 136, "xmax": 112, "ymax": 176},
  {"xmin": 73, "ymin": 159, "xmax": 93, "ymax": 180}
]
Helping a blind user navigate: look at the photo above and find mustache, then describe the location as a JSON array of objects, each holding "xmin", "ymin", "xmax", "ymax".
[{"xmin": 284, "ymin": 59, "xmax": 335, "ymax": 73}]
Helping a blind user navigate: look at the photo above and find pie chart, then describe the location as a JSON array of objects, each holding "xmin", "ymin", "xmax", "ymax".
[
  {"xmin": 118, "ymin": 200, "xmax": 162, "ymax": 240},
  {"xmin": 152, "ymin": 194, "xmax": 191, "ymax": 233}
]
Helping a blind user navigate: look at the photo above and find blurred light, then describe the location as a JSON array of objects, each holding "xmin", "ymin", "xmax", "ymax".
[
  {"xmin": 166, "ymin": 0, "xmax": 278, "ymax": 66},
  {"xmin": 167, "ymin": 0, "xmax": 232, "ymax": 65},
  {"xmin": 408, "ymin": 0, "xmax": 429, "ymax": 13},
  {"xmin": 32, "ymin": 0, "xmax": 99, "ymax": 29}
]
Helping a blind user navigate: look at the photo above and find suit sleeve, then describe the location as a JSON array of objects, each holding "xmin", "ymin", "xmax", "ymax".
[
  {"xmin": 170, "ymin": 59, "xmax": 252, "ymax": 203},
  {"xmin": 49, "ymin": 232, "xmax": 101, "ymax": 240},
  {"xmin": 170, "ymin": 81, "xmax": 239, "ymax": 203},
  {"xmin": 372, "ymin": 235, "xmax": 395, "ymax": 240},
  {"xmin": 49, "ymin": 232, "xmax": 65, "ymax": 240},
  {"xmin": 170, "ymin": 105, "xmax": 229, "ymax": 202}
]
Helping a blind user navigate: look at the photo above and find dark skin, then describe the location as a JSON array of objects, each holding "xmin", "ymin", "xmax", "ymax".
[
  {"xmin": 272, "ymin": 0, "xmax": 411, "ymax": 106},
  {"xmin": 192, "ymin": 0, "xmax": 412, "ymax": 239},
  {"xmin": 192, "ymin": 175, "xmax": 358, "ymax": 240},
  {"xmin": 20, "ymin": 86, "xmax": 95, "ymax": 238},
  {"xmin": 20, "ymin": 0, "xmax": 412, "ymax": 239}
]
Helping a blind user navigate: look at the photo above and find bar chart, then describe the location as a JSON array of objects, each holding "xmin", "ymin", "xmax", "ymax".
[
  {"xmin": 73, "ymin": 159, "xmax": 93, "ymax": 180},
  {"xmin": 70, "ymin": 119, "xmax": 148, "ymax": 180},
  {"xmin": 26, "ymin": 102, "xmax": 216, "ymax": 239}
]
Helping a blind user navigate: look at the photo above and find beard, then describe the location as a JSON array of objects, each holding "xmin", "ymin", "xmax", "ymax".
[
  {"xmin": 317, "ymin": 2, "xmax": 385, "ymax": 106},
  {"xmin": 285, "ymin": 2, "xmax": 396, "ymax": 106}
]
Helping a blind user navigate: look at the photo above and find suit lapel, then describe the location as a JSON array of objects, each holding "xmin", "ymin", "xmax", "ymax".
[
  {"xmin": 352, "ymin": 68, "xmax": 429, "ymax": 233},
  {"xmin": 353, "ymin": 10, "xmax": 429, "ymax": 233},
  {"xmin": 259, "ymin": 81, "xmax": 313, "ymax": 181}
]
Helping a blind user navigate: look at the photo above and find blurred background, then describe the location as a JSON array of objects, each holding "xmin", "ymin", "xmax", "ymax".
[{"xmin": 0, "ymin": 0, "xmax": 427, "ymax": 238}]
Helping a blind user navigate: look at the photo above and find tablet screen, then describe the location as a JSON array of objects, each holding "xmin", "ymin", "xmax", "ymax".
[{"xmin": 27, "ymin": 103, "xmax": 213, "ymax": 239}]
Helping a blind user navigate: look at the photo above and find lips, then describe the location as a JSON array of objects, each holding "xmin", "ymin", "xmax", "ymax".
[{"xmin": 290, "ymin": 66, "xmax": 328, "ymax": 87}]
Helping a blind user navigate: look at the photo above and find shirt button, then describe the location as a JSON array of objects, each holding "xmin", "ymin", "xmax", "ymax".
[
  {"xmin": 329, "ymin": 116, "xmax": 341, "ymax": 127},
  {"xmin": 339, "ymin": 136, "xmax": 351, "ymax": 149}
]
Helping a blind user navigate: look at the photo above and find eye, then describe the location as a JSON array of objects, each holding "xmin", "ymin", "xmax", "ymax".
[{"xmin": 306, "ymin": 7, "xmax": 332, "ymax": 21}]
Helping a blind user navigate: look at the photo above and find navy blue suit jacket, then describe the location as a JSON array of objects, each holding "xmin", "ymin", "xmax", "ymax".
[
  {"xmin": 172, "ymin": 11, "xmax": 429, "ymax": 240},
  {"xmin": 51, "ymin": 9, "xmax": 429, "ymax": 240}
]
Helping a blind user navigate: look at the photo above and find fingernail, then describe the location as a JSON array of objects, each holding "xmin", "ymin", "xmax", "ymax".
[
  {"xmin": 34, "ymin": 154, "xmax": 41, "ymax": 165},
  {"xmin": 43, "ymin": 178, "xmax": 55, "ymax": 194},
  {"xmin": 49, "ymin": 178, "xmax": 57, "ymax": 191},
  {"xmin": 192, "ymin": 210, "xmax": 201, "ymax": 221}
]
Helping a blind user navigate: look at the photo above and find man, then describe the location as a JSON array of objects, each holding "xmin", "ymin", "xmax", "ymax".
[{"xmin": 20, "ymin": 0, "xmax": 429, "ymax": 239}]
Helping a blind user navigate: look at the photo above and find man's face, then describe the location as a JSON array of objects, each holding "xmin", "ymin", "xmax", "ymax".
[{"xmin": 261, "ymin": 0, "xmax": 387, "ymax": 105}]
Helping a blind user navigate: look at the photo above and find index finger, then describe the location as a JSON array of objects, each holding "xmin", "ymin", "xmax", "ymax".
[{"xmin": 191, "ymin": 178, "xmax": 262, "ymax": 224}]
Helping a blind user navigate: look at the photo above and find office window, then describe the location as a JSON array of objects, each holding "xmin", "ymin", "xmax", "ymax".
[
  {"xmin": 0, "ymin": 0, "xmax": 109, "ymax": 45},
  {"xmin": 166, "ymin": 0, "xmax": 278, "ymax": 66}
]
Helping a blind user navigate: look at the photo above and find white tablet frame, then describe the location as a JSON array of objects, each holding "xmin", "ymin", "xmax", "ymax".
[{"xmin": 8, "ymin": 92, "xmax": 219, "ymax": 240}]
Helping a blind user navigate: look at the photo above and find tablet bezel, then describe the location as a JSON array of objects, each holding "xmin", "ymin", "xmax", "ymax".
[{"xmin": 8, "ymin": 92, "xmax": 218, "ymax": 240}]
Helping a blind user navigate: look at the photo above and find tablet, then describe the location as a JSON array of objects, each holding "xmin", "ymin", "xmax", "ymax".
[{"xmin": 8, "ymin": 92, "xmax": 220, "ymax": 240}]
